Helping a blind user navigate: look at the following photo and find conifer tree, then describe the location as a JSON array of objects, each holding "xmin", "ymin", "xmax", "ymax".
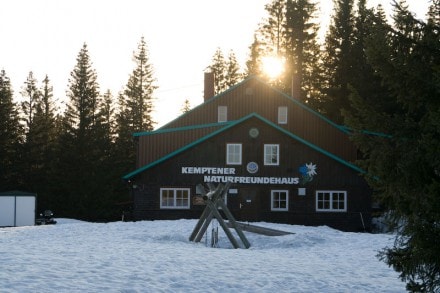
[
  {"xmin": 122, "ymin": 36, "xmax": 157, "ymax": 133},
  {"xmin": 321, "ymin": 0, "xmax": 356, "ymax": 123},
  {"xmin": 255, "ymin": 0, "xmax": 287, "ymax": 89},
  {"xmin": 245, "ymin": 35, "xmax": 264, "ymax": 77},
  {"xmin": 252, "ymin": 0, "xmax": 323, "ymax": 103},
  {"xmin": 20, "ymin": 72, "xmax": 41, "ymax": 192},
  {"xmin": 344, "ymin": 1, "xmax": 440, "ymax": 290},
  {"xmin": 207, "ymin": 47, "xmax": 227, "ymax": 94},
  {"xmin": 181, "ymin": 99, "xmax": 191, "ymax": 114},
  {"xmin": 284, "ymin": 0, "xmax": 322, "ymax": 104},
  {"xmin": 32, "ymin": 75, "xmax": 59, "ymax": 210},
  {"xmin": 58, "ymin": 42, "xmax": 101, "ymax": 219},
  {"xmin": 0, "ymin": 70, "xmax": 23, "ymax": 190},
  {"xmin": 225, "ymin": 50, "xmax": 242, "ymax": 88},
  {"xmin": 115, "ymin": 37, "xmax": 157, "ymax": 187},
  {"xmin": 21, "ymin": 72, "xmax": 40, "ymax": 134},
  {"xmin": 207, "ymin": 48, "xmax": 243, "ymax": 94}
]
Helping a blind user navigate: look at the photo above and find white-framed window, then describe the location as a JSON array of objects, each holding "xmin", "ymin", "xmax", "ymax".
[
  {"xmin": 278, "ymin": 106, "xmax": 288, "ymax": 124},
  {"xmin": 218, "ymin": 106, "xmax": 227, "ymax": 122},
  {"xmin": 160, "ymin": 188, "xmax": 190, "ymax": 209},
  {"xmin": 264, "ymin": 144, "xmax": 279, "ymax": 165},
  {"xmin": 271, "ymin": 190, "xmax": 289, "ymax": 211},
  {"xmin": 226, "ymin": 143, "xmax": 242, "ymax": 165},
  {"xmin": 316, "ymin": 191, "xmax": 347, "ymax": 212}
]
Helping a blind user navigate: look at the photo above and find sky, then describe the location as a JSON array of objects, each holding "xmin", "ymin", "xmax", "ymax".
[
  {"xmin": 1, "ymin": 0, "xmax": 430, "ymax": 127},
  {"xmin": 0, "ymin": 218, "xmax": 407, "ymax": 292}
]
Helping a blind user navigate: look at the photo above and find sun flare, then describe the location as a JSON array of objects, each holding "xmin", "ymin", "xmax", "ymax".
[{"xmin": 261, "ymin": 56, "xmax": 284, "ymax": 79}]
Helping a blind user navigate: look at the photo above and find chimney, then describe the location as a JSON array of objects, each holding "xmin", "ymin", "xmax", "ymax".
[
  {"xmin": 204, "ymin": 72, "xmax": 215, "ymax": 101},
  {"xmin": 291, "ymin": 74, "xmax": 301, "ymax": 100}
]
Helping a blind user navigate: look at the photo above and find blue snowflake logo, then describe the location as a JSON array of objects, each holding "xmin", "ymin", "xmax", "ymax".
[{"xmin": 299, "ymin": 162, "xmax": 317, "ymax": 184}]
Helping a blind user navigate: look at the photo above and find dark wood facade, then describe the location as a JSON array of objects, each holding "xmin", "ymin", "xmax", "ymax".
[{"xmin": 123, "ymin": 76, "xmax": 371, "ymax": 232}]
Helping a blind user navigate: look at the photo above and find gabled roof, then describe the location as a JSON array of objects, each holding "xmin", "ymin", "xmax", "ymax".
[
  {"xmin": 123, "ymin": 113, "xmax": 364, "ymax": 180},
  {"xmin": 159, "ymin": 75, "xmax": 350, "ymax": 135}
]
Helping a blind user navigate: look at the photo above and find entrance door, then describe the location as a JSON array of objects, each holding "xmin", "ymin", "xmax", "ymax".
[{"xmin": 237, "ymin": 188, "xmax": 260, "ymax": 222}]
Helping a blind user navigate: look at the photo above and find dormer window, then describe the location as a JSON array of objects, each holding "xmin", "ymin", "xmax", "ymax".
[
  {"xmin": 278, "ymin": 106, "xmax": 288, "ymax": 124},
  {"xmin": 218, "ymin": 106, "xmax": 227, "ymax": 122}
]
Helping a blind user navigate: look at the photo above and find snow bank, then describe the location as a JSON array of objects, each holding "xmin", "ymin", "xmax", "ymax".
[{"xmin": 0, "ymin": 219, "xmax": 404, "ymax": 292}]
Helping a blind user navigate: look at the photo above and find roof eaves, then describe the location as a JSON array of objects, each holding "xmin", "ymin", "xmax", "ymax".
[
  {"xmin": 122, "ymin": 116, "xmax": 249, "ymax": 180},
  {"xmin": 123, "ymin": 112, "xmax": 364, "ymax": 180},
  {"xmin": 134, "ymin": 121, "xmax": 232, "ymax": 137},
  {"xmin": 252, "ymin": 113, "xmax": 365, "ymax": 174}
]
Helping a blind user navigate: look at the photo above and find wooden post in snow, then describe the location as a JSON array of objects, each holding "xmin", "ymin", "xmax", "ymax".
[{"xmin": 189, "ymin": 182, "xmax": 250, "ymax": 249}]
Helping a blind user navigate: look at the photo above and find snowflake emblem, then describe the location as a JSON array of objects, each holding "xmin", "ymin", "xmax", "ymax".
[{"xmin": 298, "ymin": 162, "xmax": 317, "ymax": 184}]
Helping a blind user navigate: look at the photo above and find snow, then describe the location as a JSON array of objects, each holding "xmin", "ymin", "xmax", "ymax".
[{"xmin": 0, "ymin": 219, "xmax": 405, "ymax": 292}]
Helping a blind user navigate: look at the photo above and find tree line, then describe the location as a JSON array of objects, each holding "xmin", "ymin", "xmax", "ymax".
[
  {"xmin": 1, "ymin": 37, "xmax": 156, "ymax": 221},
  {"xmin": 1, "ymin": 1, "xmax": 439, "ymax": 290}
]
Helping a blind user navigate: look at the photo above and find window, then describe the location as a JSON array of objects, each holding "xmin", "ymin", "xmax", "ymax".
[
  {"xmin": 226, "ymin": 143, "xmax": 242, "ymax": 165},
  {"xmin": 271, "ymin": 190, "xmax": 289, "ymax": 211},
  {"xmin": 264, "ymin": 144, "xmax": 279, "ymax": 165},
  {"xmin": 218, "ymin": 106, "xmax": 227, "ymax": 122},
  {"xmin": 160, "ymin": 188, "xmax": 190, "ymax": 209},
  {"xmin": 316, "ymin": 191, "xmax": 347, "ymax": 212},
  {"xmin": 278, "ymin": 106, "xmax": 288, "ymax": 124}
]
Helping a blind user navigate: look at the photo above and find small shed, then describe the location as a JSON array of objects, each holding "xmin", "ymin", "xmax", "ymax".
[{"xmin": 0, "ymin": 191, "xmax": 36, "ymax": 227}]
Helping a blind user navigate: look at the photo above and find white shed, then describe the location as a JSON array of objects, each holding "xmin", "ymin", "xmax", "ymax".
[{"xmin": 0, "ymin": 191, "xmax": 36, "ymax": 227}]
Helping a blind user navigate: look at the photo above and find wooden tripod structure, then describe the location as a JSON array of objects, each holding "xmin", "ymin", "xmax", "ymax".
[{"xmin": 189, "ymin": 182, "xmax": 251, "ymax": 249}]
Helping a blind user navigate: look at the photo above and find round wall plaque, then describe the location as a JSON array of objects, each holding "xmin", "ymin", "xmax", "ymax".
[
  {"xmin": 249, "ymin": 127, "xmax": 259, "ymax": 138},
  {"xmin": 247, "ymin": 161, "xmax": 259, "ymax": 174}
]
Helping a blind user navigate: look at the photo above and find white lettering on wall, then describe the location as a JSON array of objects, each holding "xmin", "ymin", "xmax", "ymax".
[
  {"xmin": 203, "ymin": 175, "xmax": 299, "ymax": 185},
  {"xmin": 182, "ymin": 167, "xmax": 235, "ymax": 175},
  {"xmin": 182, "ymin": 166, "xmax": 299, "ymax": 185}
]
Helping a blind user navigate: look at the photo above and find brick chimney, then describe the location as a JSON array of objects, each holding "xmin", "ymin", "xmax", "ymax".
[
  {"xmin": 291, "ymin": 74, "xmax": 301, "ymax": 100},
  {"xmin": 204, "ymin": 72, "xmax": 215, "ymax": 101}
]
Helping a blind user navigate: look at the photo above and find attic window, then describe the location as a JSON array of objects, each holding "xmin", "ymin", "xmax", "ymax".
[
  {"xmin": 278, "ymin": 106, "xmax": 288, "ymax": 124},
  {"xmin": 218, "ymin": 106, "xmax": 227, "ymax": 122}
]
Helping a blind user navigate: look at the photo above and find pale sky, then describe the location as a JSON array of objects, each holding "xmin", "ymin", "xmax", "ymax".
[{"xmin": 1, "ymin": 0, "xmax": 429, "ymax": 127}]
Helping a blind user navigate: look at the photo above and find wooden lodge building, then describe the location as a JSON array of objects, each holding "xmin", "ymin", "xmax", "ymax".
[{"xmin": 123, "ymin": 74, "xmax": 372, "ymax": 232}]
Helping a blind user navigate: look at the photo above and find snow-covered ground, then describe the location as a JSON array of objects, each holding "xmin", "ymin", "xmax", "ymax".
[{"xmin": 0, "ymin": 219, "xmax": 405, "ymax": 292}]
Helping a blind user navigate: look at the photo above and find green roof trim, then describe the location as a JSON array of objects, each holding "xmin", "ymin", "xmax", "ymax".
[
  {"xmin": 252, "ymin": 113, "xmax": 365, "ymax": 174},
  {"xmin": 122, "ymin": 113, "xmax": 364, "ymax": 180},
  {"xmin": 134, "ymin": 121, "xmax": 231, "ymax": 137}
]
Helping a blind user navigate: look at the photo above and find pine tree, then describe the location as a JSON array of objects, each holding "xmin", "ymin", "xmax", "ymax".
[
  {"xmin": 33, "ymin": 75, "xmax": 59, "ymax": 210},
  {"xmin": 207, "ymin": 47, "xmax": 227, "ymax": 94},
  {"xmin": 20, "ymin": 72, "xmax": 43, "ymax": 192},
  {"xmin": 251, "ymin": 0, "xmax": 323, "ymax": 103},
  {"xmin": 321, "ymin": 0, "xmax": 356, "ymax": 123},
  {"xmin": 58, "ymin": 42, "xmax": 101, "ymax": 219},
  {"xmin": 207, "ymin": 48, "xmax": 243, "ymax": 94},
  {"xmin": 284, "ymin": 0, "xmax": 322, "ymax": 104},
  {"xmin": 344, "ymin": 1, "xmax": 440, "ymax": 291},
  {"xmin": 225, "ymin": 50, "xmax": 242, "ymax": 88},
  {"xmin": 0, "ymin": 70, "xmax": 23, "ymax": 190},
  {"xmin": 181, "ymin": 99, "xmax": 191, "ymax": 113},
  {"xmin": 255, "ymin": 0, "xmax": 287, "ymax": 89},
  {"xmin": 21, "ymin": 72, "xmax": 40, "ymax": 134},
  {"xmin": 245, "ymin": 35, "xmax": 264, "ymax": 77},
  {"xmin": 122, "ymin": 36, "xmax": 157, "ymax": 133},
  {"xmin": 259, "ymin": 0, "xmax": 286, "ymax": 55},
  {"xmin": 115, "ymin": 37, "xmax": 157, "ymax": 196}
]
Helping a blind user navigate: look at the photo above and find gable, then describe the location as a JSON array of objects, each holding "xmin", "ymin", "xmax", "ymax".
[
  {"xmin": 123, "ymin": 113, "xmax": 363, "ymax": 180},
  {"xmin": 157, "ymin": 76, "xmax": 357, "ymax": 162}
]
